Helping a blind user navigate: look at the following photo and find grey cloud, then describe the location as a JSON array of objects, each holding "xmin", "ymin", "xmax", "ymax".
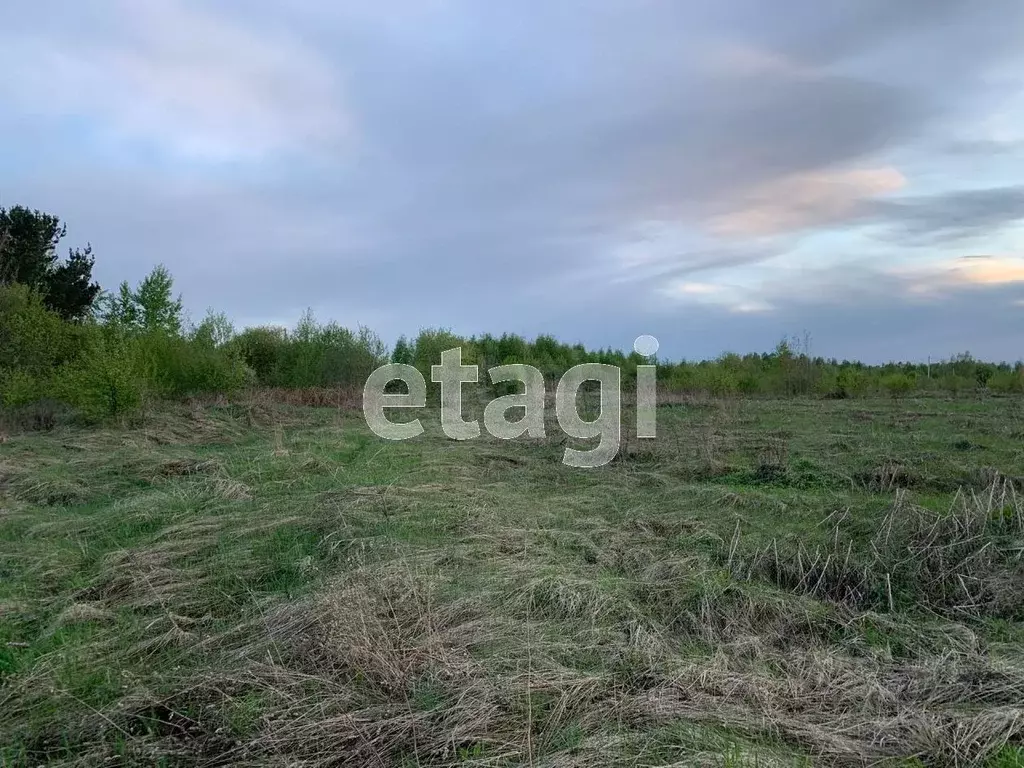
[
  {"xmin": 2, "ymin": 1, "xmax": 1023, "ymax": 359},
  {"xmin": 945, "ymin": 140, "xmax": 1024, "ymax": 157},
  {"xmin": 601, "ymin": 265, "xmax": 1024, "ymax": 364},
  {"xmin": 871, "ymin": 187, "xmax": 1024, "ymax": 244},
  {"xmin": 522, "ymin": 282, "xmax": 1024, "ymax": 366}
]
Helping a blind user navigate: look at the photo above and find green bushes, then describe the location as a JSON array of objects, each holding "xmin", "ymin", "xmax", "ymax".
[
  {"xmin": 816, "ymin": 368, "xmax": 869, "ymax": 399},
  {"xmin": 231, "ymin": 312, "xmax": 386, "ymax": 389},
  {"xmin": 4, "ymin": 257, "xmax": 1024, "ymax": 427},
  {"xmin": 0, "ymin": 284, "xmax": 88, "ymax": 406},
  {"xmin": 54, "ymin": 331, "xmax": 145, "ymax": 420},
  {"xmin": 2, "ymin": 273, "xmax": 388, "ymax": 425},
  {"xmin": 699, "ymin": 366, "xmax": 740, "ymax": 397},
  {"xmin": 134, "ymin": 330, "xmax": 250, "ymax": 399},
  {"xmin": 1, "ymin": 277, "xmax": 249, "ymax": 422},
  {"xmin": 232, "ymin": 326, "xmax": 288, "ymax": 383},
  {"xmin": 43, "ymin": 328, "xmax": 249, "ymax": 421},
  {"xmin": 938, "ymin": 374, "xmax": 976, "ymax": 398},
  {"xmin": 881, "ymin": 373, "xmax": 916, "ymax": 399},
  {"xmin": 988, "ymin": 367, "xmax": 1024, "ymax": 394},
  {"xmin": 408, "ymin": 328, "xmax": 475, "ymax": 394},
  {"xmin": 277, "ymin": 312, "xmax": 385, "ymax": 388}
]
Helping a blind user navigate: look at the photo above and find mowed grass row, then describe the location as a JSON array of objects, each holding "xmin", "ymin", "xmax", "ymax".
[{"xmin": 1, "ymin": 396, "xmax": 1023, "ymax": 766}]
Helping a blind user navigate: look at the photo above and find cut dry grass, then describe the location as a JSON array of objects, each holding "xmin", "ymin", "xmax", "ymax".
[
  {"xmin": 729, "ymin": 481, "xmax": 1024, "ymax": 619},
  {"xmin": 2, "ymin": 396, "xmax": 1024, "ymax": 766}
]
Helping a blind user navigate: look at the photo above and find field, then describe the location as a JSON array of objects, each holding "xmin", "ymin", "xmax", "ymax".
[{"xmin": 2, "ymin": 395, "xmax": 1024, "ymax": 767}]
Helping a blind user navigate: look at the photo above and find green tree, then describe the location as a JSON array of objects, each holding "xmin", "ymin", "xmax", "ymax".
[
  {"xmin": 231, "ymin": 326, "xmax": 288, "ymax": 384},
  {"xmin": 135, "ymin": 264, "xmax": 183, "ymax": 334},
  {"xmin": 392, "ymin": 335, "xmax": 414, "ymax": 364},
  {"xmin": 97, "ymin": 281, "xmax": 137, "ymax": 329},
  {"xmin": 190, "ymin": 309, "xmax": 235, "ymax": 348},
  {"xmin": 98, "ymin": 264, "xmax": 183, "ymax": 335},
  {"xmin": 0, "ymin": 206, "xmax": 100, "ymax": 320}
]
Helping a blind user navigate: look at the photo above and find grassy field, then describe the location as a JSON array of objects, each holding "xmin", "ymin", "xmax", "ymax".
[{"xmin": 2, "ymin": 395, "xmax": 1024, "ymax": 766}]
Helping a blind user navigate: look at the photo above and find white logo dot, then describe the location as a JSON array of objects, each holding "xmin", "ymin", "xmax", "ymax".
[{"xmin": 633, "ymin": 335, "xmax": 660, "ymax": 357}]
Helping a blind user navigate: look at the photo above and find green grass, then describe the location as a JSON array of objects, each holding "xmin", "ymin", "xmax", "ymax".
[{"xmin": 1, "ymin": 394, "xmax": 1023, "ymax": 765}]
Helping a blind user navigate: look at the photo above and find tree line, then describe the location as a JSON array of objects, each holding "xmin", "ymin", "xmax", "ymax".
[{"xmin": 2, "ymin": 205, "xmax": 1022, "ymax": 425}]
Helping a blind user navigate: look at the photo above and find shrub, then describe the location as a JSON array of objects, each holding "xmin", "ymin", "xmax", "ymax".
[
  {"xmin": 736, "ymin": 373, "xmax": 762, "ymax": 395},
  {"xmin": 1, "ymin": 368, "xmax": 49, "ymax": 407},
  {"xmin": 665, "ymin": 363, "xmax": 697, "ymax": 392},
  {"xmin": 837, "ymin": 369, "xmax": 869, "ymax": 398},
  {"xmin": 232, "ymin": 326, "xmax": 288, "ymax": 384},
  {"xmin": 0, "ymin": 283, "xmax": 85, "ymax": 381},
  {"xmin": 230, "ymin": 315, "xmax": 386, "ymax": 390},
  {"xmin": 134, "ymin": 331, "xmax": 248, "ymax": 398},
  {"xmin": 988, "ymin": 368, "xmax": 1024, "ymax": 394},
  {"xmin": 55, "ymin": 331, "xmax": 145, "ymax": 421},
  {"xmin": 699, "ymin": 367, "xmax": 739, "ymax": 397},
  {"xmin": 817, "ymin": 368, "xmax": 869, "ymax": 399},
  {"xmin": 411, "ymin": 328, "xmax": 472, "ymax": 393},
  {"xmin": 279, "ymin": 313, "xmax": 387, "ymax": 389},
  {"xmin": 939, "ymin": 374, "xmax": 975, "ymax": 398},
  {"xmin": 881, "ymin": 373, "xmax": 915, "ymax": 399}
]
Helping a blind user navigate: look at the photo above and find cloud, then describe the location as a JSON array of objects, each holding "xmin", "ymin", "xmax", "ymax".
[
  {"xmin": 898, "ymin": 255, "xmax": 1024, "ymax": 293},
  {"xmin": 701, "ymin": 42, "xmax": 814, "ymax": 80},
  {"xmin": 660, "ymin": 277, "xmax": 776, "ymax": 314},
  {"xmin": 658, "ymin": 252, "xmax": 1024, "ymax": 325},
  {"xmin": 2, "ymin": 0, "xmax": 1024, "ymax": 361},
  {"xmin": 674, "ymin": 282, "xmax": 722, "ymax": 296},
  {"xmin": 0, "ymin": 0, "xmax": 348, "ymax": 160},
  {"xmin": 708, "ymin": 166, "xmax": 906, "ymax": 237},
  {"xmin": 945, "ymin": 139, "xmax": 1024, "ymax": 156},
  {"xmin": 870, "ymin": 187, "xmax": 1024, "ymax": 245}
]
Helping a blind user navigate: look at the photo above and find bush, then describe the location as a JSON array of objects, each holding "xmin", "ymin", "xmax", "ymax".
[
  {"xmin": 988, "ymin": 368, "xmax": 1024, "ymax": 394},
  {"xmin": 837, "ymin": 369, "xmax": 869, "ymax": 398},
  {"xmin": 230, "ymin": 315, "xmax": 386, "ymax": 389},
  {"xmin": 736, "ymin": 373, "xmax": 762, "ymax": 395},
  {"xmin": 55, "ymin": 331, "xmax": 145, "ymax": 421},
  {"xmin": 939, "ymin": 374, "xmax": 975, "ymax": 398},
  {"xmin": 881, "ymin": 373, "xmax": 915, "ymax": 399},
  {"xmin": 280, "ymin": 314, "xmax": 386, "ymax": 388},
  {"xmin": 232, "ymin": 326, "xmax": 288, "ymax": 384},
  {"xmin": 134, "ymin": 331, "xmax": 249, "ymax": 398},
  {"xmin": 412, "ymin": 328, "xmax": 473, "ymax": 377},
  {"xmin": 699, "ymin": 367, "xmax": 739, "ymax": 397},
  {"xmin": 0, "ymin": 283, "xmax": 86, "ymax": 387},
  {"xmin": 665, "ymin": 363, "xmax": 697, "ymax": 393},
  {"xmin": 817, "ymin": 368, "xmax": 870, "ymax": 399},
  {"xmin": 1, "ymin": 368, "xmax": 49, "ymax": 407}
]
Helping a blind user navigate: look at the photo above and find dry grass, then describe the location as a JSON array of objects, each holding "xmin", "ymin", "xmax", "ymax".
[
  {"xmin": 3, "ymin": 398, "xmax": 1024, "ymax": 766},
  {"xmin": 730, "ymin": 481, "xmax": 1024, "ymax": 619}
]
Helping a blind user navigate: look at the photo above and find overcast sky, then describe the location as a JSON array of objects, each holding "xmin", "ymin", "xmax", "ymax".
[{"xmin": 2, "ymin": 1, "xmax": 1023, "ymax": 362}]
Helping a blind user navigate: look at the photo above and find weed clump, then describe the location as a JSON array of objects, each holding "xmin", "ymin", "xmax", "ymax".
[{"xmin": 729, "ymin": 481, "xmax": 1024, "ymax": 619}]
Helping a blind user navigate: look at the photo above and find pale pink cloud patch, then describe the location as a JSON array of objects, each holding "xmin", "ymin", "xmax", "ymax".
[
  {"xmin": 701, "ymin": 42, "xmax": 813, "ymax": 80},
  {"xmin": 674, "ymin": 281, "xmax": 722, "ymax": 295},
  {"xmin": 661, "ymin": 278, "xmax": 774, "ymax": 313},
  {"xmin": 898, "ymin": 255, "xmax": 1024, "ymax": 295},
  {"xmin": 709, "ymin": 167, "xmax": 907, "ymax": 238}
]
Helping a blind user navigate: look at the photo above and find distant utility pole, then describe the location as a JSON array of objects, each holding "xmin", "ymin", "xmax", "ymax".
[{"xmin": 927, "ymin": 356, "xmax": 931, "ymax": 379}]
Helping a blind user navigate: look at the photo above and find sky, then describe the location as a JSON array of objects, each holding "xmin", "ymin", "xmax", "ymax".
[{"xmin": 2, "ymin": 0, "xmax": 1023, "ymax": 363}]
